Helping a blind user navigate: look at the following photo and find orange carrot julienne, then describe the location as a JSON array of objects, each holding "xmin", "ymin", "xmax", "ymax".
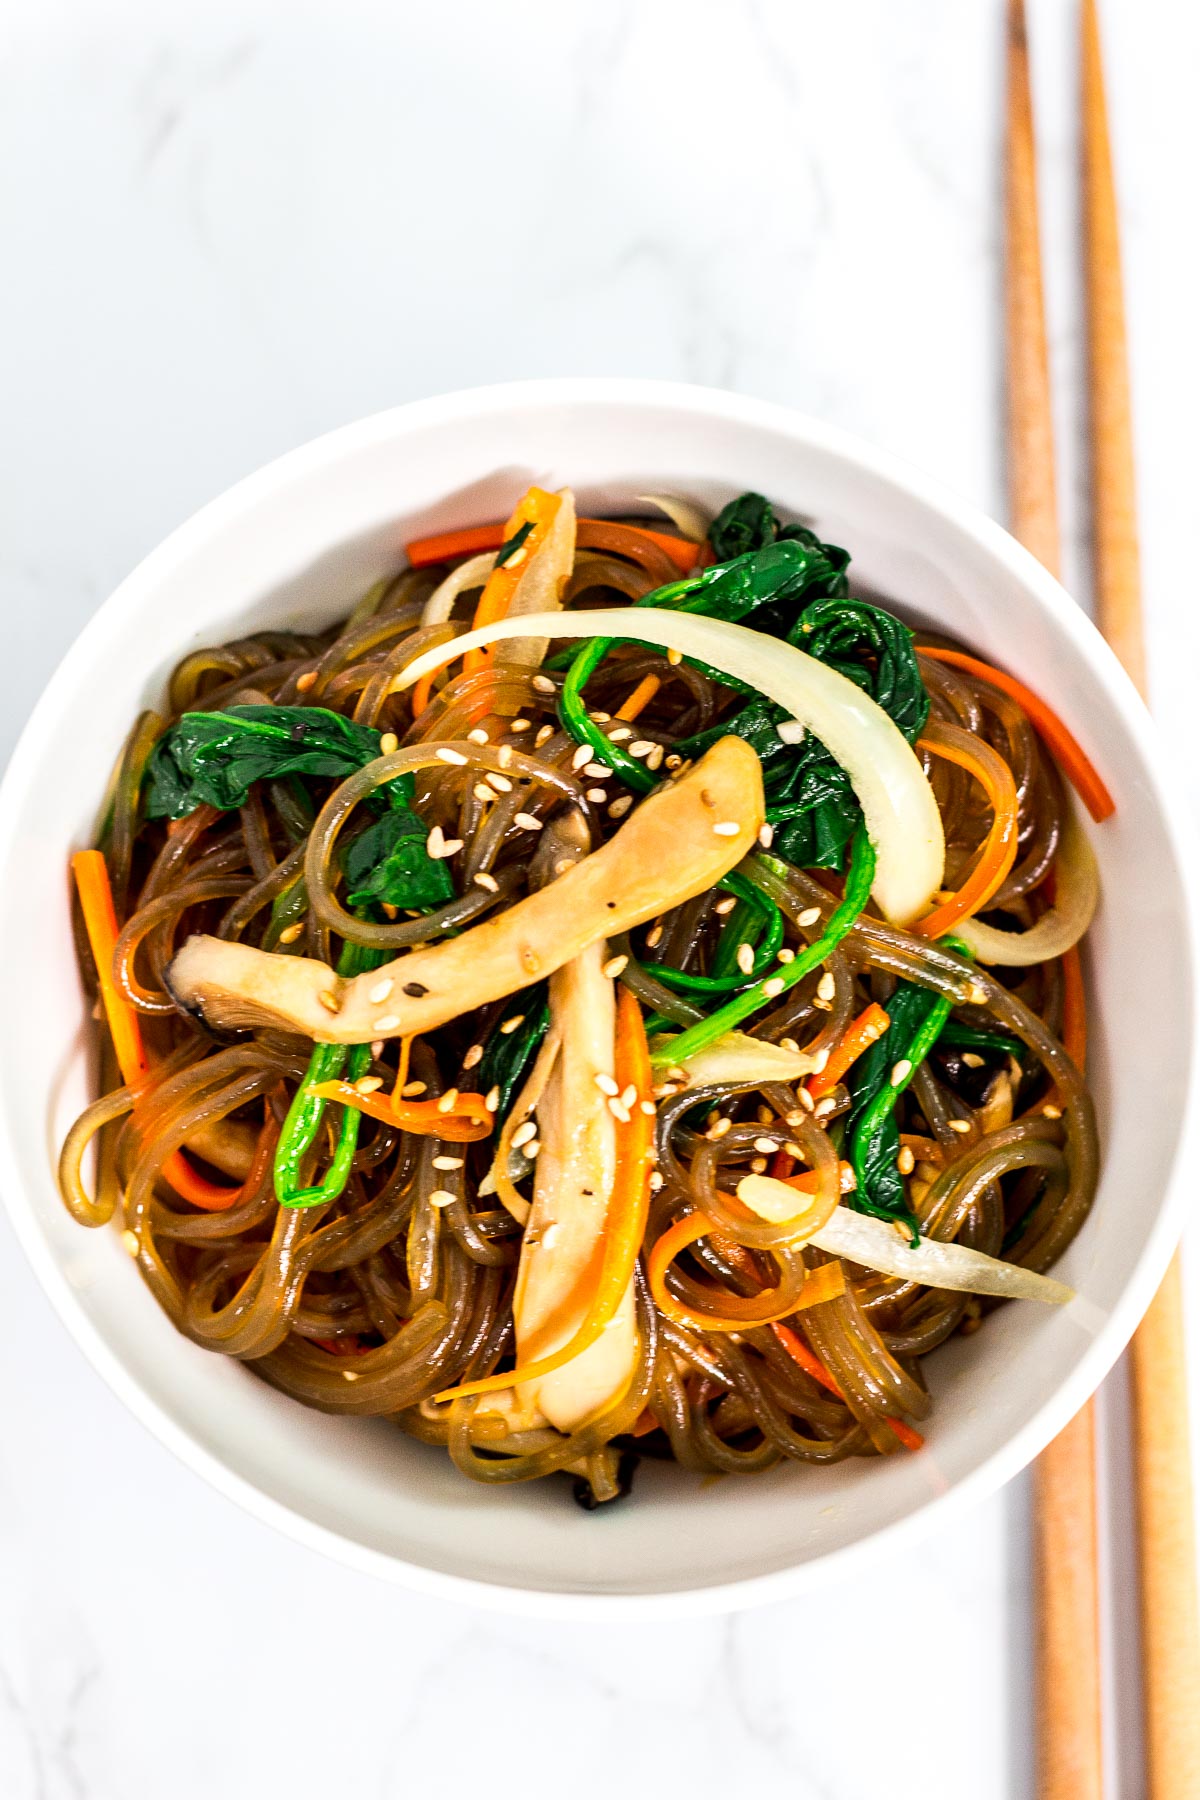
[
  {"xmin": 616, "ymin": 674, "xmax": 661, "ymax": 721},
  {"xmin": 918, "ymin": 646, "xmax": 1115, "ymax": 822},
  {"xmin": 308, "ymin": 1080, "xmax": 493, "ymax": 1140},
  {"xmin": 405, "ymin": 517, "xmax": 700, "ymax": 575},
  {"xmin": 647, "ymin": 1210, "xmax": 846, "ymax": 1333},
  {"xmin": 464, "ymin": 487, "xmax": 563, "ymax": 675},
  {"xmin": 806, "ymin": 1002, "xmax": 891, "ymax": 1101},
  {"xmin": 72, "ymin": 849, "xmax": 246, "ymax": 1210},
  {"xmin": 913, "ymin": 726, "xmax": 1020, "ymax": 938},
  {"xmin": 771, "ymin": 1322, "xmax": 924, "ymax": 1451}
]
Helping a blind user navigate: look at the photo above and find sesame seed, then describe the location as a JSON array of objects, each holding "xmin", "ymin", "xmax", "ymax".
[
  {"xmin": 514, "ymin": 812, "xmax": 543, "ymax": 831},
  {"xmin": 962, "ymin": 1052, "xmax": 985, "ymax": 1069},
  {"xmin": 776, "ymin": 719, "xmax": 805, "ymax": 744},
  {"xmin": 342, "ymin": 1370, "xmax": 359, "ymax": 1381},
  {"xmin": 843, "ymin": 1168, "xmax": 858, "ymax": 1192},
  {"xmin": 786, "ymin": 1109, "xmax": 806, "ymax": 1127},
  {"xmin": 497, "ymin": 744, "xmax": 513, "ymax": 768},
  {"xmin": 429, "ymin": 1189, "xmax": 456, "ymax": 1209},
  {"xmin": 437, "ymin": 747, "xmax": 468, "ymax": 766},
  {"xmin": 646, "ymin": 745, "xmax": 664, "ymax": 770},
  {"xmin": 586, "ymin": 787, "xmax": 608, "ymax": 804},
  {"xmin": 374, "ymin": 1013, "xmax": 401, "ymax": 1031},
  {"xmin": 620, "ymin": 1084, "xmax": 637, "ymax": 1108},
  {"xmin": 595, "ymin": 1073, "xmax": 620, "ymax": 1096},
  {"xmin": 609, "ymin": 1099, "xmax": 631, "ymax": 1123},
  {"xmin": 629, "ymin": 739, "xmax": 655, "ymax": 759},
  {"xmin": 370, "ymin": 1039, "xmax": 384, "ymax": 1058},
  {"xmin": 553, "ymin": 858, "xmax": 575, "ymax": 875},
  {"xmin": 473, "ymin": 782, "xmax": 494, "ymax": 805},
  {"xmin": 665, "ymin": 754, "xmax": 683, "ymax": 770},
  {"xmin": 487, "ymin": 771, "xmax": 512, "ymax": 793},
  {"xmin": 532, "ymin": 674, "xmax": 556, "ymax": 694},
  {"xmin": 571, "ymin": 743, "xmax": 593, "ymax": 772},
  {"xmin": 433, "ymin": 1154, "xmax": 464, "ymax": 1170},
  {"xmin": 948, "ymin": 1118, "xmax": 971, "ymax": 1134},
  {"xmin": 757, "ymin": 1105, "xmax": 774, "ymax": 1124},
  {"xmin": 608, "ymin": 796, "xmax": 633, "ymax": 819},
  {"xmin": 534, "ymin": 724, "xmax": 554, "ymax": 747},
  {"xmin": 122, "ymin": 1229, "xmax": 139, "ymax": 1256},
  {"xmin": 814, "ymin": 1097, "xmax": 836, "ymax": 1119},
  {"xmin": 797, "ymin": 1088, "xmax": 816, "ymax": 1113},
  {"xmin": 750, "ymin": 1156, "xmax": 767, "ymax": 1174},
  {"xmin": 777, "ymin": 947, "xmax": 795, "ymax": 964},
  {"xmin": 584, "ymin": 762, "xmax": 611, "ymax": 779},
  {"xmin": 608, "ymin": 725, "xmax": 633, "ymax": 742},
  {"xmin": 754, "ymin": 1136, "xmax": 778, "ymax": 1154},
  {"xmin": 737, "ymin": 942, "xmax": 755, "ymax": 975},
  {"xmin": 590, "ymin": 711, "xmax": 612, "ymax": 723},
  {"xmin": 762, "ymin": 977, "xmax": 785, "ymax": 998},
  {"xmin": 798, "ymin": 907, "xmax": 822, "ymax": 928},
  {"xmin": 897, "ymin": 1145, "xmax": 915, "ymax": 1175},
  {"xmin": 890, "ymin": 1059, "xmax": 912, "ymax": 1087},
  {"xmin": 367, "ymin": 978, "xmax": 394, "ymax": 1004},
  {"xmin": 649, "ymin": 1171, "xmax": 664, "ymax": 1192},
  {"xmin": 467, "ymin": 727, "xmax": 489, "ymax": 745},
  {"xmin": 318, "ymin": 990, "xmax": 340, "ymax": 1014},
  {"xmin": 645, "ymin": 923, "xmax": 664, "ymax": 947},
  {"xmin": 474, "ymin": 872, "xmax": 500, "ymax": 893},
  {"xmin": 667, "ymin": 647, "xmax": 683, "ymax": 666},
  {"xmin": 706, "ymin": 1116, "xmax": 732, "ymax": 1140},
  {"xmin": 484, "ymin": 1086, "xmax": 500, "ymax": 1112},
  {"xmin": 499, "ymin": 1014, "xmax": 525, "ymax": 1035},
  {"xmin": 542, "ymin": 1224, "xmax": 560, "ymax": 1250},
  {"xmin": 296, "ymin": 670, "xmax": 318, "ymax": 692},
  {"xmin": 462, "ymin": 1043, "xmax": 484, "ymax": 1070},
  {"xmin": 712, "ymin": 821, "xmax": 740, "ymax": 837},
  {"xmin": 968, "ymin": 982, "xmax": 989, "ymax": 1005},
  {"xmin": 781, "ymin": 1038, "xmax": 802, "ymax": 1055},
  {"xmin": 714, "ymin": 896, "xmax": 738, "ymax": 917},
  {"xmin": 816, "ymin": 971, "xmax": 836, "ymax": 1002},
  {"xmin": 379, "ymin": 732, "xmax": 399, "ymax": 756},
  {"xmin": 505, "ymin": 545, "xmax": 528, "ymax": 567},
  {"xmin": 524, "ymin": 1138, "xmax": 541, "ymax": 1158},
  {"xmin": 758, "ymin": 823, "xmax": 775, "ymax": 849},
  {"xmin": 355, "ymin": 1075, "xmax": 384, "ymax": 1094},
  {"xmin": 1042, "ymin": 1104, "xmax": 1062, "ymax": 1120},
  {"xmin": 602, "ymin": 954, "xmax": 629, "ymax": 979},
  {"xmin": 511, "ymin": 718, "xmax": 531, "ymax": 731},
  {"xmin": 401, "ymin": 1080, "xmax": 427, "ymax": 1097},
  {"xmin": 278, "ymin": 922, "xmax": 303, "ymax": 945},
  {"xmin": 511, "ymin": 1120, "xmax": 537, "ymax": 1149},
  {"xmin": 437, "ymin": 1088, "xmax": 459, "ymax": 1114},
  {"xmin": 640, "ymin": 1099, "xmax": 657, "ymax": 1116}
]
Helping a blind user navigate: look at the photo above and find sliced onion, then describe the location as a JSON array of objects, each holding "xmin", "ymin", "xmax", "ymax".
[
  {"xmin": 954, "ymin": 797, "xmax": 1098, "ymax": 966},
  {"xmin": 652, "ymin": 1030, "xmax": 817, "ymax": 1087},
  {"xmin": 736, "ymin": 1175, "xmax": 1072, "ymax": 1304},
  {"xmin": 635, "ymin": 493, "xmax": 712, "ymax": 543},
  {"xmin": 421, "ymin": 552, "xmax": 497, "ymax": 627},
  {"xmin": 393, "ymin": 609, "xmax": 945, "ymax": 925}
]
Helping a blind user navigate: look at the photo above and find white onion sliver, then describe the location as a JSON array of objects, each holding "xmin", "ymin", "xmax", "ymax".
[
  {"xmin": 736, "ymin": 1176, "xmax": 1072, "ymax": 1304},
  {"xmin": 634, "ymin": 493, "xmax": 712, "ymax": 544},
  {"xmin": 392, "ymin": 609, "xmax": 945, "ymax": 926},
  {"xmin": 421, "ymin": 553, "xmax": 497, "ymax": 627},
  {"xmin": 654, "ymin": 1030, "xmax": 817, "ymax": 1088},
  {"xmin": 955, "ymin": 797, "xmax": 1099, "ymax": 966}
]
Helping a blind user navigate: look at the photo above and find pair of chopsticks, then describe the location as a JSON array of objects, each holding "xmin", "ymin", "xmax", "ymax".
[{"xmin": 1006, "ymin": 3, "xmax": 1200, "ymax": 1795}]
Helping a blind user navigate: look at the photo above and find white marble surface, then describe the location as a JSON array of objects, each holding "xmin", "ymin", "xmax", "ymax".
[{"xmin": 1, "ymin": 2, "xmax": 1198, "ymax": 1795}]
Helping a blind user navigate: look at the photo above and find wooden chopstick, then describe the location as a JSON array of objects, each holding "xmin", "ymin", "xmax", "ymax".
[
  {"xmin": 1005, "ymin": 7, "xmax": 1104, "ymax": 1794},
  {"xmin": 1081, "ymin": 8, "xmax": 1200, "ymax": 1794}
]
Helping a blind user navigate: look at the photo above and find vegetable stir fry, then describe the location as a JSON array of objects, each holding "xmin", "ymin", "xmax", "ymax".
[{"xmin": 60, "ymin": 486, "xmax": 1104, "ymax": 1506}]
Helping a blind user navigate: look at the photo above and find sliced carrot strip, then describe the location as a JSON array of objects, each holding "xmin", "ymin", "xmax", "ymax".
[
  {"xmin": 615, "ymin": 674, "xmax": 661, "ymax": 721},
  {"xmin": 806, "ymin": 1002, "xmax": 891, "ymax": 1101},
  {"xmin": 918, "ymin": 646, "xmax": 1115, "ymax": 822},
  {"xmin": 308, "ymin": 1081, "xmax": 493, "ymax": 1140},
  {"xmin": 405, "ymin": 518, "xmax": 699, "ymax": 575},
  {"xmin": 464, "ymin": 487, "xmax": 563, "ymax": 675},
  {"xmin": 771, "ymin": 1322, "xmax": 923, "ymax": 1451},
  {"xmin": 913, "ymin": 725, "xmax": 1020, "ymax": 938}
]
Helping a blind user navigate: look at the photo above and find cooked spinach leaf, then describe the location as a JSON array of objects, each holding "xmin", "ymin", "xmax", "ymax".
[
  {"xmin": 342, "ymin": 782, "xmax": 454, "ymax": 913},
  {"xmin": 145, "ymin": 707, "xmax": 383, "ymax": 819},
  {"xmin": 845, "ymin": 982, "xmax": 949, "ymax": 1233}
]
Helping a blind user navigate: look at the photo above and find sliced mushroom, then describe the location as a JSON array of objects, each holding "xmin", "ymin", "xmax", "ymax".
[{"xmin": 166, "ymin": 735, "xmax": 765, "ymax": 1042}]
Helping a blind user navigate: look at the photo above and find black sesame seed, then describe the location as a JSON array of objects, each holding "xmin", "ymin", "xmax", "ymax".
[{"xmin": 403, "ymin": 981, "xmax": 429, "ymax": 998}]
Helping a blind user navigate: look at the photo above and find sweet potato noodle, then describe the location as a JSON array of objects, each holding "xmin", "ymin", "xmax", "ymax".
[{"xmin": 60, "ymin": 490, "xmax": 1102, "ymax": 1508}]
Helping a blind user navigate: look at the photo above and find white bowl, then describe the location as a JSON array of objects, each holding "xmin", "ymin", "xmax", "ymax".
[{"xmin": 1, "ymin": 379, "xmax": 1195, "ymax": 1617}]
